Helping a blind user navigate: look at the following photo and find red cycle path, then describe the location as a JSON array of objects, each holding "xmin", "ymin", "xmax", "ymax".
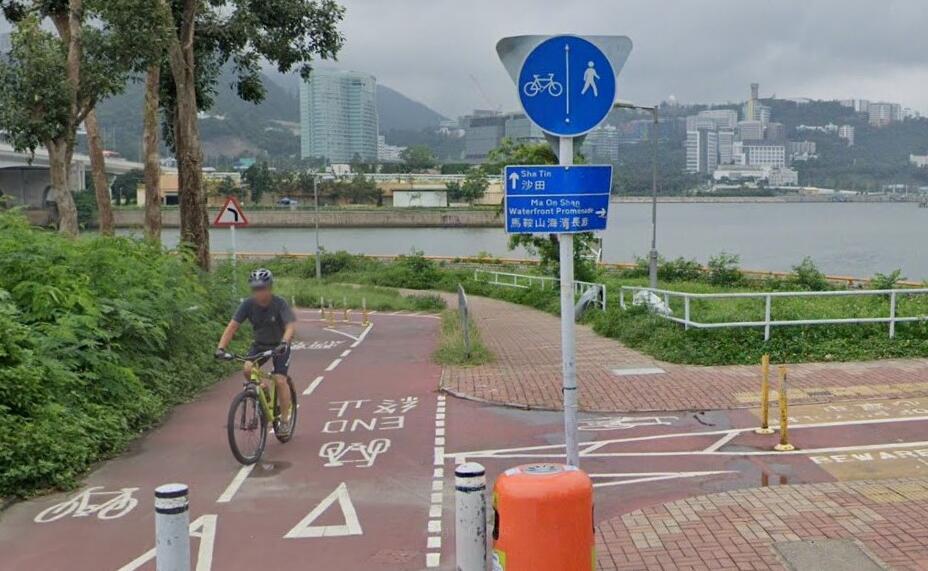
[{"xmin": 5, "ymin": 309, "xmax": 928, "ymax": 570}]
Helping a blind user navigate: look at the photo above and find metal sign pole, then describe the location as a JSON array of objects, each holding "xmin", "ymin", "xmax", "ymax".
[
  {"xmin": 558, "ymin": 136, "xmax": 579, "ymax": 468},
  {"xmin": 230, "ymin": 223, "xmax": 237, "ymax": 299}
]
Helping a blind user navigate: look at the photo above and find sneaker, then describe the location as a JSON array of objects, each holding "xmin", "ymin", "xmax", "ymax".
[{"xmin": 276, "ymin": 416, "xmax": 292, "ymax": 437}]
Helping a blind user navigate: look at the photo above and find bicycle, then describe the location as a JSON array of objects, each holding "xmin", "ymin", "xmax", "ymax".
[
  {"xmin": 220, "ymin": 349, "xmax": 298, "ymax": 465},
  {"xmin": 522, "ymin": 73, "xmax": 563, "ymax": 97}
]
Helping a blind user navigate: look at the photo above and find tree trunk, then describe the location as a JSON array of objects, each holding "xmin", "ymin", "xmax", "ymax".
[
  {"xmin": 84, "ymin": 109, "xmax": 114, "ymax": 235},
  {"xmin": 143, "ymin": 64, "xmax": 162, "ymax": 241},
  {"xmin": 47, "ymin": 139, "xmax": 79, "ymax": 236},
  {"xmin": 162, "ymin": 0, "xmax": 210, "ymax": 270}
]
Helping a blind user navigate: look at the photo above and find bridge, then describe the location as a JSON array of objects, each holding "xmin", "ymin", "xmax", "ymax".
[{"xmin": 0, "ymin": 142, "xmax": 143, "ymax": 209}]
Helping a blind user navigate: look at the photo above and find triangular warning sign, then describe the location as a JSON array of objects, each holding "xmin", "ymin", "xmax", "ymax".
[
  {"xmin": 284, "ymin": 482, "xmax": 362, "ymax": 539},
  {"xmin": 213, "ymin": 196, "xmax": 249, "ymax": 227}
]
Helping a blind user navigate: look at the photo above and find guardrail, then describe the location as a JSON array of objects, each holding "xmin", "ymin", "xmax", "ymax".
[
  {"xmin": 619, "ymin": 285, "xmax": 928, "ymax": 340},
  {"xmin": 474, "ymin": 269, "xmax": 607, "ymax": 311}
]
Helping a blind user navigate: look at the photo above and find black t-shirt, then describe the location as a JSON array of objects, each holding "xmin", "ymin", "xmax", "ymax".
[{"xmin": 233, "ymin": 295, "xmax": 296, "ymax": 348}]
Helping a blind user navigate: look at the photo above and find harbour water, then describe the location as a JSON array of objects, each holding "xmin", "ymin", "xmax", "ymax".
[{"xmin": 139, "ymin": 202, "xmax": 928, "ymax": 280}]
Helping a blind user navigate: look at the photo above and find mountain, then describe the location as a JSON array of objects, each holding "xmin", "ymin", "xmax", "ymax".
[{"xmin": 93, "ymin": 67, "xmax": 447, "ymax": 164}]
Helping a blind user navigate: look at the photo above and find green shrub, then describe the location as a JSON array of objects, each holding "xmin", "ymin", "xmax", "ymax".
[
  {"xmin": 659, "ymin": 257, "xmax": 703, "ymax": 282},
  {"xmin": 707, "ymin": 252, "xmax": 743, "ymax": 286},
  {"xmin": 871, "ymin": 269, "xmax": 905, "ymax": 290},
  {"xmin": 370, "ymin": 251, "xmax": 440, "ymax": 289},
  {"xmin": 791, "ymin": 257, "xmax": 830, "ymax": 291},
  {"xmin": 0, "ymin": 212, "xmax": 234, "ymax": 497}
]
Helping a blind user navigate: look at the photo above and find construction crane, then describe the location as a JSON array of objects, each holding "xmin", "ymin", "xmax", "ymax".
[{"xmin": 469, "ymin": 74, "xmax": 501, "ymax": 112}]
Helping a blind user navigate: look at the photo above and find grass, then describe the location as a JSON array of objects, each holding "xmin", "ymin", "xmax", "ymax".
[
  {"xmin": 235, "ymin": 252, "xmax": 928, "ymax": 366},
  {"xmin": 433, "ymin": 309, "xmax": 494, "ymax": 366},
  {"xmin": 274, "ymin": 278, "xmax": 446, "ymax": 313}
]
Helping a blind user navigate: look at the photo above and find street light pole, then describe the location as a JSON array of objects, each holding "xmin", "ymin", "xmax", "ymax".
[
  {"xmin": 648, "ymin": 107, "xmax": 659, "ymax": 289},
  {"xmin": 614, "ymin": 100, "xmax": 660, "ymax": 289},
  {"xmin": 313, "ymin": 173, "xmax": 321, "ymax": 280}
]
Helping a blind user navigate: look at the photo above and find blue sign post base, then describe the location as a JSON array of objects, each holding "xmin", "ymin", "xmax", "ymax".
[{"xmin": 504, "ymin": 165, "xmax": 612, "ymax": 234}]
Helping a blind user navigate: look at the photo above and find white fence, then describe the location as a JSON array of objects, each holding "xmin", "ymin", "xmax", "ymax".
[
  {"xmin": 473, "ymin": 269, "xmax": 607, "ymax": 311},
  {"xmin": 619, "ymin": 285, "xmax": 928, "ymax": 340}
]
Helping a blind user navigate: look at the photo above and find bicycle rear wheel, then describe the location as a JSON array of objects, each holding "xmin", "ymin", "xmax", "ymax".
[
  {"xmin": 273, "ymin": 377, "xmax": 299, "ymax": 443},
  {"xmin": 227, "ymin": 390, "xmax": 267, "ymax": 465}
]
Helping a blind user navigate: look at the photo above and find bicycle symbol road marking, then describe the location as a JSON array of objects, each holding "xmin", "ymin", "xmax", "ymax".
[
  {"xmin": 320, "ymin": 439, "xmax": 391, "ymax": 468},
  {"xmin": 522, "ymin": 73, "xmax": 563, "ymax": 98},
  {"xmin": 34, "ymin": 486, "xmax": 140, "ymax": 523},
  {"xmin": 578, "ymin": 416, "xmax": 679, "ymax": 432}
]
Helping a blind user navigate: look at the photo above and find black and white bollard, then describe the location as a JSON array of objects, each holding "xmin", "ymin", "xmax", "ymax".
[
  {"xmin": 155, "ymin": 483, "xmax": 191, "ymax": 571},
  {"xmin": 455, "ymin": 462, "xmax": 487, "ymax": 571}
]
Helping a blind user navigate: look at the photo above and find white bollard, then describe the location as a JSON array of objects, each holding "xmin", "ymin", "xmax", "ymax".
[
  {"xmin": 155, "ymin": 483, "xmax": 190, "ymax": 571},
  {"xmin": 455, "ymin": 462, "xmax": 487, "ymax": 571}
]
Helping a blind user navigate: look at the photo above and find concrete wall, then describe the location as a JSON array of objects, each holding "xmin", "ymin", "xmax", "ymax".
[{"xmin": 113, "ymin": 207, "xmax": 502, "ymax": 228}]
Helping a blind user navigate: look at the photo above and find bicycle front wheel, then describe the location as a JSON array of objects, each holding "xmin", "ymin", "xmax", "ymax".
[
  {"xmin": 227, "ymin": 390, "xmax": 268, "ymax": 465},
  {"xmin": 273, "ymin": 378, "xmax": 299, "ymax": 443}
]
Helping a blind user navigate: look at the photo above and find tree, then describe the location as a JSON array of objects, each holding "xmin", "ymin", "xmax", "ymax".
[
  {"xmin": 458, "ymin": 168, "xmax": 489, "ymax": 205},
  {"xmin": 0, "ymin": 0, "xmax": 157, "ymax": 236},
  {"xmin": 84, "ymin": 110, "xmax": 114, "ymax": 234},
  {"xmin": 401, "ymin": 145, "xmax": 436, "ymax": 171},
  {"xmin": 242, "ymin": 161, "xmax": 274, "ymax": 204},
  {"xmin": 155, "ymin": 0, "xmax": 344, "ymax": 269}
]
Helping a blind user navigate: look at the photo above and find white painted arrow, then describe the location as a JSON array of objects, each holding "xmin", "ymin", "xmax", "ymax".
[
  {"xmin": 595, "ymin": 208, "xmax": 607, "ymax": 218},
  {"xmin": 508, "ymin": 172, "xmax": 519, "ymax": 189}
]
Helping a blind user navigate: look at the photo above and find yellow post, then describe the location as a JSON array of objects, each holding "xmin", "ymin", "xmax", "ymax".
[
  {"xmin": 755, "ymin": 354, "xmax": 774, "ymax": 434},
  {"xmin": 319, "ymin": 296, "xmax": 325, "ymax": 319},
  {"xmin": 343, "ymin": 307, "xmax": 351, "ymax": 323},
  {"xmin": 774, "ymin": 365, "xmax": 795, "ymax": 451},
  {"xmin": 362, "ymin": 297, "xmax": 370, "ymax": 326},
  {"xmin": 326, "ymin": 303, "xmax": 335, "ymax": 326}
]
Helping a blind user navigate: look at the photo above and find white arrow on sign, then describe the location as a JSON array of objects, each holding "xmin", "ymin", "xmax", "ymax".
[
  {"xmin": 508, "ymin": 172, "xmax": 520, "ymax": 189},
  {"xmin": 284, "ymin": 482, "xmax": 362, "ymax": 539},
  {"xmin": 596, "ymin": 208, "xmax": 607, "ymax": 218}
]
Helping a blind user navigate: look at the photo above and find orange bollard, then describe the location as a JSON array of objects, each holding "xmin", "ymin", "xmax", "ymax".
[{"xmin": 492, "ymin": 464, "xmax": 593, "ymax": 571}]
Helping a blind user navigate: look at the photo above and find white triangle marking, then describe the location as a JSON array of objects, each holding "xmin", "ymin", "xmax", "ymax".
[{"xmin": 284, "ymin": 482, "xmax": 362, "ymax": 538}]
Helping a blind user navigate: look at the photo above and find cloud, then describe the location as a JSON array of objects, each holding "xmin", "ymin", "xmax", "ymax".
[{"xmin": 332, "ymin": 0, "xmax": 928, "ymax": 117}]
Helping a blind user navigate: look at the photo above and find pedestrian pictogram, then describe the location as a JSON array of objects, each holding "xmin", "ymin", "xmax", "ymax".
[{"xmin": 212, "ymin": 196, "xmax": 249, "ymax": 227}]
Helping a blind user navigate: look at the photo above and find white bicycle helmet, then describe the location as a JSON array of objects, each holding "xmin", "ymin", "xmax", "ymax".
[{"xmin": 248, "ymin": 268, "xmax": 273, "ymax": 288}]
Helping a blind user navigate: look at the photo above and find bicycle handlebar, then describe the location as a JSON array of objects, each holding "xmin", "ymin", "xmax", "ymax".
[{"xmin": 217, "ymin": 349, "xmax": 275, "ymax": 362}]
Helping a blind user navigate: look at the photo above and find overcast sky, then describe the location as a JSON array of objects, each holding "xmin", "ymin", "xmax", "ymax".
[{"xmin": 332, "ymin": 0, "xmax": 928, "ymax": 118}]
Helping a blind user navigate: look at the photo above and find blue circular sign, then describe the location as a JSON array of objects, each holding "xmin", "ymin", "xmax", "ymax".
[{"xmin": 518, "ymin": 35, "xmax": 616, "ymax": 137}]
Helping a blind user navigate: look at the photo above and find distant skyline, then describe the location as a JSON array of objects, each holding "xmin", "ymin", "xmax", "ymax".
[
  {"xmin": 4, "ymin": 1, "xmax": 927, "ymax": 120},
  {"xmin": 331, "ymin": 0, "xmax": 928, "ymax": 119}
]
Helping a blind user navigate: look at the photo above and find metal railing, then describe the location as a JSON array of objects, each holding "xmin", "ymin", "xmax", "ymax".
[
  {"xmin": 473, "ymin": 269, "xmax": 607, "ymax": 311},
  {"xmin": 619, "ymin": 285, "xmax": 928, "ymax": 340}
]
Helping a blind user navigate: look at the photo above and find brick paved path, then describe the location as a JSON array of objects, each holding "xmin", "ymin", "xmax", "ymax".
[
  {"xmin": 595, "ymin": 478, "xmax": 928, "ymax": 570},
  {"xmin": 441, "ymin": 295, "xmax": 928, "ymax": 412}
]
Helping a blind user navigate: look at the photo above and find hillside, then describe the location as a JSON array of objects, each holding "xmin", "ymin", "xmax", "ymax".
[{"xmin": 93, "ymin": 67, "xmax": 447, "ymax": 165}]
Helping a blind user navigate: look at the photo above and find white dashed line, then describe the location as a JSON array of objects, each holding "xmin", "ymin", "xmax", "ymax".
[
  {"xmin": 425, "ymin": 394, "xmax": 447, "ymax": 568},
  {"xmin": 216, "ymin": 464, "xmax": 255, "ymax": 503},
  {"xmin": 325, "ymin": 358, "xmax": 342, "ymax": 371},
  {"xmin": 340, "ymin": 349, "xmax": 351, "ymax": 358},
  {"xmin": 303, "ymin": 376, "xmax": 325, "ymax": 396}
]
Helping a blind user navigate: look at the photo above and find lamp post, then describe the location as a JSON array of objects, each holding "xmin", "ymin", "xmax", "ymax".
[
  {"xmin": 614, "ymin": 101, "xmax": 660, "ymax": 289},
  {"xmin": 312, "ymin": 171, "xmax": 321, "ymax": 280}
]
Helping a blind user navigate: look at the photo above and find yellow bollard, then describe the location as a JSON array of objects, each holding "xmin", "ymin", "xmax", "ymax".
[
  {"xmin": 319, "ymin": 296, "xmax": 325, "ymax": 319},
  {"xmin": 755, "ymin": 354, "xmax": 774, "ymax": 434},
  {"xmin": 774, "ymin": 365, "xmax": 795, "ymax": 451},
  {"xmin": 362, "ymin": 297, "xmax": 370, "ymax": 326},
  {"xmin": 326, "ymin": 303, "xmax": 336, "ymax": 326},
  {"xmin": 343, "ymin": 307, "xmax": 351, "ymax": 323}
]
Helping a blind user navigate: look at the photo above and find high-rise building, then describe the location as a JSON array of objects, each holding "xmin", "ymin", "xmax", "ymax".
[
  {"xmin": 582, "ymin": 124, "xmax": 621, "ymax": 163},
  {"xmin": 765, "ymin": 122, "xmax": 786, "ymax": 142},
  {"xmin": 742, "ymin": 143, "xmax": 786, "ymax": 168},
  {"xmin": 788, "ymin": 141, "xmax": 817, "ymax": 161},
  {"xmin": 868, "ymin": 102, "xmax": 895, "ymax": 127},
  {"xmin": 838, "ymin": 125, "xmax": 855, "ymax": 146},
  {"xmin": 717, "ymin": 130, "xmax": 735, "ymax": 165},
  {"xmin": 461, "ymin": 111, "xmax": 507, "ymax": 162},
  {"xmin": 743, "ymin": 83, "xmax": 760, "ymax": 122},
  {"xmin": 737, "ymin": 120, "xmax": 765, "ymax": 141},
  {"xmin": 504, "ymin": 114, "xmax": 545, "ymax": 144},
  {"xmin": 697, "ymin": 109, "xmax": 738, "ymax": 130},
  {"xmin": 377, "ymin": 135, "xmax": 406, "ymax": 163},
  {"xmin": 300, "ymin": 69, "xmax": 378, "ymax": 163},
  {"xmin": 686, "ymin": 128, "xmax": 718, "ymax": 174}
]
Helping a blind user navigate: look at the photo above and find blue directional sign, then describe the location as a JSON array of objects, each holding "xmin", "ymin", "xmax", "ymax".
[
  {"xmin": 518, "ymin": 35, "xmax": 616, "ymax": 137},
  {"xmin": 504, "ymin": 165, "xmax": 613, "ymax": 234}
]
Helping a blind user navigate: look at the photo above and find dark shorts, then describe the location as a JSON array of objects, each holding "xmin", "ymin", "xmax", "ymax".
[{"xmin": 249, "ymin": 344, "xmax": 291, "ymax": 376}]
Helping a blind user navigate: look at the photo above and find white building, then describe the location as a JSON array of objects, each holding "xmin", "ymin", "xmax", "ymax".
[
  {"xmin": 582, "ymin": 124, "xmax": 621, "ymax": 163},
  {"xmin": 717, "ymin": 130, "xmax": 735, "ymax": 165},
  {"xmin": 743, "ymin": 143, "xmax": 787, "ymax": 168},
  {"xmin": 377, "ymin": 135, "xmax": 406, "ymax": 163},
  {"xmin": 788, "ymin": 141, "xmax": 817, "ymax": 161},
  {"xmin": 737, "ymin": 120, "xmax": 765, "ymax": 141},
  {"xmin": 868, "ymin": 102, "xmax": 896, "ymax": 127},
  {"xmin": 685, "ymin": 128, "xmax": 718, "ymax": 174},
  {"xmin": 697, "ymin": 109, "xmax": 738, "ymax": 130},
  {"xmin": 769, "ymin": 167, "xmax": 799, "ymax": 186},
  {"xmin": 910, "ymin": 154, "xmax": 928, "ymax": 168},
  {"xmin": 300, "ymin": 69, "xmax": 379, "ymax": 163},
  {"xmin": 712, "ymin": 165, "xmax": 798, "ymax": 186},
  {"xmin": 838, "ymin": 125, "xmax": 855, "ymax": 146}
]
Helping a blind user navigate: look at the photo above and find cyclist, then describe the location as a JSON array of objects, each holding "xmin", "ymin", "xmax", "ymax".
[{"xmin": 216, "ymin": 268, "xmax": 296, "ymax": 435}]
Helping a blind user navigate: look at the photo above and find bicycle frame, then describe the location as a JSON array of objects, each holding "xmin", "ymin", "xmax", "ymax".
[{"xmin": 245, "ymin": 362, "xmax": 278, "ymax": 422}]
